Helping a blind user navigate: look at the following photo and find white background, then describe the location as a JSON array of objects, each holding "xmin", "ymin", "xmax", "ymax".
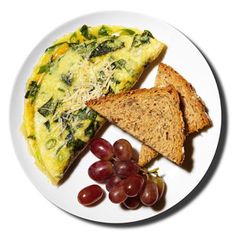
[{"xmin": 1, "ymin": 0, "xmax": 235, "ymax": 235}]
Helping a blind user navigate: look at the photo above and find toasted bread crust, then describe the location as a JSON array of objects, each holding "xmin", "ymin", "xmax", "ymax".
[
  {"xmin": 87, "ymin": 86, "xmax": 185, "ymax": 165},
  {"xmin": 157, "ymin": 63, "xmax": 211, "ymax": 133}
]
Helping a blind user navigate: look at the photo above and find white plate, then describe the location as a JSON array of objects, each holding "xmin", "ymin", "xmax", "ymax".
[{"xmin": 10, "ymin": 11, "xmax": 221, "ymax": 224}]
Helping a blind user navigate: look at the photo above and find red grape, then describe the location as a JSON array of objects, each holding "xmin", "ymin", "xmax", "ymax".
[
  {"xmin": 90, "ymin": 138, "xmax": 114, "ymax": 160},
  {"xmin": 151, "ymin": 176, "xmax": 165, "ymax": 200},
  {"xmin": 114, "ymin": 161, "xmax": 140, "ymax": 179},
  {"xmin": 124, "ymin": 175, "xmax": 144, "ymax": 197},
  {"xmin": 123, "ymin": 196, "xmax": 141, "ymax": 210},
  {"xmin": 113, "ymin": 139, "xmax": 133, "ymax": 161},
  {"xmin": 78, "ymin": 184, "xmax": 104, "ymax": 206},
  {"xmin": 108, "ymin": 181, "xmax": 127, "ymax": 204},
  {"xmin": 88, "ymin": 160, "xmax": 113, "ymax": 182},
  {"xmin": 105, "ymin": 175, "xmax": 122, "ymax": 192},
  {"xmin": 140, "ymin": 180, "xmax": 159, "ymax": 206}
]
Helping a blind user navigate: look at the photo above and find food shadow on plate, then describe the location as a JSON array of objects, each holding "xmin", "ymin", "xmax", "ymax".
[
  {"xmin": 181, "ymin": 124, "xmax": 214, "ymax": 173},
  {"xmin": 59, "ymin": 122, "xmax": 111, "ymax": 185},
  {"xmin": 181, "ymin": 133, "xmax": 195, "ymax": 172}
]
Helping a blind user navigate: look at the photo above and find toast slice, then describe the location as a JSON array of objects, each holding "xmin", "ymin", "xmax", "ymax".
[
  {"xmin": 87, "ymin": 86, "xmax": 185, "ymax": 165},
  {"xmin": 139, "ymin": 144, "xmax": 158, "ymax": 166},
  {"xmin": 139, "ymin": 63, "xmax": 211, "ymax": 166}
]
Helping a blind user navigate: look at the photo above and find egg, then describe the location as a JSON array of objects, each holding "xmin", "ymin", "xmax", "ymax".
[{"xmin": 22, "ymin": 25, "xmax": 165, "ymax": 184}]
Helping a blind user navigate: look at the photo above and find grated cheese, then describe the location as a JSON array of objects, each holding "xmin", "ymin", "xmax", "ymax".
[{"xmin": 51, "ymin": 57, "xmax": 116, "ymax": 132}]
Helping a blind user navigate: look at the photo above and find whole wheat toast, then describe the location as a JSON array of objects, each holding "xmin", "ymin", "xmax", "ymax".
[
  {"xmin": 87, "ymin": 86, "xmax": 185, "ymax": 165},
  {"xmin": 139, "ymin": 63, "xmax": 212, "ymax": 166}
]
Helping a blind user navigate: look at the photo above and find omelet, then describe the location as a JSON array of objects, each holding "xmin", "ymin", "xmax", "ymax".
[{"xmin": 22, "ymin": 25, "xmax": 166, "ymax": 185}]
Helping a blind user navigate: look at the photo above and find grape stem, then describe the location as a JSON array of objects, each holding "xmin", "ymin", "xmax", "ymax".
[
  {"xmin": 148, "ymin": 167, "xmax": 159, "ymax": 175},
  {"xmin": 140, "ymin": 167, "xmax": 160, "ymax": 177}
]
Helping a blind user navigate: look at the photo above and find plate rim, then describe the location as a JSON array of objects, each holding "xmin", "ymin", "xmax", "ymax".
[{"xmin": 9, "ymin": 10, "xmax": 222, "ymax": 224}]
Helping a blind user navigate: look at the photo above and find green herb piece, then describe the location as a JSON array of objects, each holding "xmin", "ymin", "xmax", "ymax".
[
  {"xmin": 73, "ymin": 139, "xmax": 85, "ymax": 151},
  {"xmin": 46, "ymin": 41, "xmax": 83, "ymax": 52},
  {"xmin": 58, "ymin": 88, "xmax": 65, "ymax": 92},
  {"xmin": 55, "ymin": 111, "xmax": 69, "ymax": 125},
  {"xmin": 69, "ymin": 32, "xmax": 79, "ymax": 43},
  {"xmin": 121, "ymin": 28, "xmax": 135, "ymax": 35},
  {"xmin": 53, "ymin": 101, "xmax": 60, "ymax": 115},
  {"xmin": 25, "ymin": 81, "xmax": 40, "ymax": 100},
  {"xmin": 73, "ymin": 108, "xmax": 87, "ymax": 120},
  {"xmin": 72, "ymin": 108, "xmax": 97, "ymax": 121},
  {"xmin": 45, "ymin": 139, "xmax": 57, "ymax": 150},
  {"xmin": 132, "ymin": 30, "xmax": 154, "ymax": 47},
  {"xmin": 27, "ymin": 135, "xmax": 36, "ymax": 140},
  {"xmin": 98, "ymin": 25, "xmax": 110, "ymax": 36},
  {"xmin": 80, "ymin": 25, "xmax": 89, "ymax": 38},
  {"xmin": 111, "ymin": 77, "xmax": 121, "ymax": 84},
  {"xmin": 89, "ymin": 39, "xmax": 125, "ymax": 58},
  {"xmin": 38, "ymin": 98, "xmax": 58, "ymax": 117},
  {"xmin": 98, "ymin": 70, "xmax": 106, "ymax": 82},
  {"xmin": 93, "ymin": 120, "xmax": 100, "ymax": 130},
  {"xmin": 75, "ymin": 41, "xmax": 97, "ymax": 56},
  {"xmin": 85, "ymin": 122, "xmax": 95, "ymax": 137},
  {"xmin": 65, "ymin": 133, "xmax": 75, "ymax": 148},
  {"xmin": 87, "ymin": 109, "xmax": 97, "ymax": 120},
  {"xmin": 56, "ymin": 143, "xmax": 65, "ymax": 154},
  {"xmin": 45, "ymin": 42, "xmax": 67, "ymax": 52},
  {"xmin": 111, "ymin": 59, "xmax": 126, "ymax": 70},
  {"xmin": 65, "ymin": 132, "xmax": 85, "ymax": 151},
  {"xmin": 141, "ymin": 30, "xmax": 154, "ymax": 40},
  {"xmin": 44, "ymin": 120, "xmax": 50, "ymax": 131},
  {"xmin": 61, "ymin": 72, "xmax": 73, "ymax": 86},
  {"xmin": 109, "ymin": 86, "xmax": 115, "ymax": 93},
  {"xmin": 76, "ymin": 123, "xmax": 83, "ymax": 129},
  {"xmin": 38, "ymin": 98, "xmax": 53, "ymax": 117},
  {"xmin": 38, "ymin": 61, "xmax": 54, "ymax": 74},
  {"xmin": 89, "ymin": 86, "xmax": 95, "ymax": 92},
  {"xmin": 80, "ymin": 25, "xmax": 96, "ymax": 40},
  {"xmin": 68, "ymin": 43, "xmax": 79, "ymax": 50}
]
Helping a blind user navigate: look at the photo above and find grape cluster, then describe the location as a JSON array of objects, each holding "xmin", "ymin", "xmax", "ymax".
[{"xmin": 77, "ymin": 138, "xmax": 165, "ymax": 209}]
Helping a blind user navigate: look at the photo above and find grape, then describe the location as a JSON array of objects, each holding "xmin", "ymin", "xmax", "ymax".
[
  {"xmin": 108, "ymin": 181, "xmax": 127, "ymax": 204},
  {"xmin": 105, "ymin": 175, "xmax": 122, "ymax": 192},
  {"xmin": 88, "ymin": 160, "xmax": 113, "ymax": 182},
  {"xmin": 151, "ymin": 176, "xmax": 165, "ymax": 200},
  {"xmin": 124, "ymin": 175, "xmax": 144, "ymax": 197},
  {"xmin": 113, "ymin": 139, "xmax": 133, "ymax": 161},
  {"xmin": 90, "ymin": 138, "xmax": 114, "ymax": 160},
  {"xmin": 78, "ymin": 184, "xmax": 104, "ymax": 206},
  {"xmin": 140, "ymin": 180, "xmax": 159, "ymax": 206},
  {"xmin": 114, "ymin": 161, "xmax": 140, "ymax": 179},
  {"xmin": 123, "ymin": 196, "xmax": 141, "ymax": 210}
]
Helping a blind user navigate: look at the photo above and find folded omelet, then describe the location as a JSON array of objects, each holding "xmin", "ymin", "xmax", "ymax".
[{"xmin": 22, "ymin": 25, "xmax": 165, "ymax": 184}]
